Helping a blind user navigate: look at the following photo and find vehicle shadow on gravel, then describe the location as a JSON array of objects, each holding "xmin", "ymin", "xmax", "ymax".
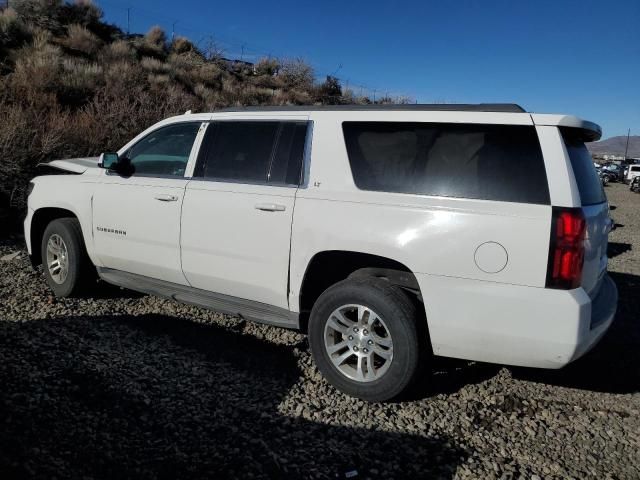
[
  {"xmin": 511, "ymin": 271, "xmax": 640, "ymax": 395},
  {"xmin": 608, "ymin": 242, "xmax": 632, "ymax": 258},
  {"xmin": 0, "ymin": 313, "xmax": 468, "ymax": 479}
]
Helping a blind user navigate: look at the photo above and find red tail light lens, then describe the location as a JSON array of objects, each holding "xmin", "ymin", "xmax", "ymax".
[{"xmin": 546, "ymin": 208, "xmax": 586, "ymax": 289}]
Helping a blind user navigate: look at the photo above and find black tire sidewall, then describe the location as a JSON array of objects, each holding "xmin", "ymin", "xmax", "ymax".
[
  {"xmin": 308, "ymin": 277, "xmax": 421, "ymax": 402},
  {"xmin": 41, "ymin": 219, "xmax": 85, "ymax": 297}
]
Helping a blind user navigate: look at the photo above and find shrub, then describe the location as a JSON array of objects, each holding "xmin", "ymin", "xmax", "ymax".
[
  {"xmin": 315, "ymin": 75, "xmax": 342, "ymax": 105},
  {"xmin": 9, "ymin": 32, "xmax": 63, "ymax": 106},
  {"xmin": 61, "ymin": 23, "xmax": 101, "ymax": 55},
  {"xmin": 99, "ymin": 39, "xmax": 135, "ymax": 63},
  {"xmin": 171, "ymin": 36, "xmax": 198, "ymax": 55},
  {"xmin": 140, "ymin": 56, "xmax": 170, "ymax": 74},
  {"xmin": 135, "ymin": 25, "xmax": 167, "ymax": 59},
  {"xmin": 255, "ymin": 57, "xmax": 279, "ymax": 76},
  {"xmin": 0, "ymin": 7, "xmax": 32, "ymax": 52},
  {"xmin": 278, "ymin": 58, "xmax": 314, "ymax": 90}
]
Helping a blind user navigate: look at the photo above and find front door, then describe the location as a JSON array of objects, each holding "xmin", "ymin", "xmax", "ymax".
[
  {"xmin": 180, "ymin": 119, "xmax": 309, "ymax": 309},
  {"xmin": 92, "ymin": 121, "xmax": 204, "ymax": 285}
]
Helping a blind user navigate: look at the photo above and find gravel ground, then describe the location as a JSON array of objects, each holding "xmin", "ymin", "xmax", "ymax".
[{"xmin": 1, "ymin": 182, "xmax": 639, "ymax": 479}]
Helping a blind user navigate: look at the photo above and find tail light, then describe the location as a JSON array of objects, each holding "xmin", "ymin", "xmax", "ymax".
[{"xmin": 546, "ymin": 207, "xmax": 586, "ymax": 289}]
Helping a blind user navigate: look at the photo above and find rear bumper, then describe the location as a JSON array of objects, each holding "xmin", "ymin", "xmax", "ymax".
[{"xmin": 417, "ymin": 273, "xmax": 617, "ymax": 369}]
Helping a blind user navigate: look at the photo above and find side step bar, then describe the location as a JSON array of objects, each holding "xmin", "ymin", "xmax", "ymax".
[{"xmin": 97, "ymin": 267, "xmax": 299, "ymax": 329}]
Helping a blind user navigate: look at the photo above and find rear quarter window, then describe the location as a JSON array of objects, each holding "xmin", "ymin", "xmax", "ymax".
[
  {"xmin": 342, "ymin": 122, "xmax": 550, "ymax": 204},
  {"xmin": 561, "ymin": 129, "xmax": 606, "ymax": 206}
]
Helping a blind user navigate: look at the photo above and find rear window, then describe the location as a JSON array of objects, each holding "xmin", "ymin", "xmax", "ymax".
[
  {"xmin": 342, "ymin": 122, "xmax": 550, "ymax": 204},
  {"xmin": 561, "ymin": 130, "xmax": 606, "ymax": 206}
]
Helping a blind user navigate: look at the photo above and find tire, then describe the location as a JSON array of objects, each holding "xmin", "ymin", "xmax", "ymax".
[
  {"xmin": 602, "ymin": 175, "xmax": 610, "ymax": 185},
  {"xmin": 308, "ymin": 276, "xmax": 426, "ymax": 402},
  {"xmin": 40, "ymin": 218, "xmax": 93, "ymax": 297}
]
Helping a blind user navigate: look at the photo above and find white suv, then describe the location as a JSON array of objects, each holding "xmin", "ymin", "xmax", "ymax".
[{"xmin": 25, "ymin": 104, "xmax": 618, "ymax": 401}]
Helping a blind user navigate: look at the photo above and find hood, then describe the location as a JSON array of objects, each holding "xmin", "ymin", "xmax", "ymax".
[{"xmin": 38, "ymin": 157, "xmax": 100, "ymax": 174}]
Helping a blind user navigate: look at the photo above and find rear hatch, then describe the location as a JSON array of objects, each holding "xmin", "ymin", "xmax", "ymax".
[{"xmin": 561, "ymin": 129, "xmax": 610, "ymax": 299}]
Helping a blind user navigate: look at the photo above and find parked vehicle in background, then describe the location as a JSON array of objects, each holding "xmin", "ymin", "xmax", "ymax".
[
  {"xmin": 24, "ymin": 104, "xmax": 618, "ymax": 401},
  {"xmin": 625, "ymin": 164, "xmax": 640, "ymax": 184},
  {"xmin": 602, "ymin": 163, "xmax": 624, "ymax": 182},
  {"xmin": 598, "ymin": 169, "xmax": 611, "ymax": 185},
  {"xmin": 631, "ymin": 176, "xmax": 640, "ymax": 193}
]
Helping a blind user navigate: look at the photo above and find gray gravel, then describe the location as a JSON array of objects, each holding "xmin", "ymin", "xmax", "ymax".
[{"xmin": 1, "ymin": 182, "xmax": 639, "ymax": 479}]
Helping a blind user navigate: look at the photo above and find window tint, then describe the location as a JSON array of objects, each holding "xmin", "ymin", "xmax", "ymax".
[
  {"xmin": 268, "ymin": 122, "xmax": 308, "ymax": 185},
  {"xmin": 343, "ymin": 122, "xmax": 550, "ymax": 204},
  {"xmin": 125, "ymin": 122, "xmax": 200, "ymax": 177},
  {"xmin": 561, "ymin": 130, "xmax": 606, "ymax": 206},
  {"xmin": 199, "ymin": 121, "xmax": 307, "ymax": 185}
]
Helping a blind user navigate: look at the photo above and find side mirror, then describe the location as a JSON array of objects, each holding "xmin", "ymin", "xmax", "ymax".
[{"xmin": 98, "ymin": 152, "xmax": 119, "ymax": 169}]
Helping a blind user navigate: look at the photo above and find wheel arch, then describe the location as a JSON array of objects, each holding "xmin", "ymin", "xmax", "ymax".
[
  {"xmin": 297, "ymin": 250, "xmax": 428, "ymax": 338},
  {"xmin": 30, "ymin": 207, "xmax": 81, "ymax": 266}
]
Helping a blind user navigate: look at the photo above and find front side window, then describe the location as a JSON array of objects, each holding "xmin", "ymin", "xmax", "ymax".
[
  {"xmin": 197, "ymin": 121, "xmax": 307, "ymax": 185},
  {"xmin": 124, "ymin": 122, "xmax": 201, "ymax": 177},
  {"xmin": 343, "ymin": 122, "xmax": 550, "ymax": 204}
]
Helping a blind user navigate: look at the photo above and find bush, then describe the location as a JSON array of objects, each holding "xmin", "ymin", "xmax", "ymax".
[
  {"xmin": 278, "ymin": 59, "xmax": 314, "ymax": 90},
  {"xmin": 135, "ymin": 25, "xmax": 167, "ymax": 59},
  {"xmin": 61, "ymin": 23, "xmax": 101, "ymax": 55},
  {"xmin": 171, "ymin": 36, "xmax": 198, "ymax": 55},
  {"xmin": 99, "ymin": 39, "xmax": 135, "ymax": 63},
  {"xmin": 0, "ymin": 8, "xmax": 32, "ymax": 52}
]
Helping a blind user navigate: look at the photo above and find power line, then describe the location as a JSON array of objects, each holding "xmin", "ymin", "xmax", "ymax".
[{"xmin": 97, "ymin": 0, "xmax": 415, "ymax": 101}]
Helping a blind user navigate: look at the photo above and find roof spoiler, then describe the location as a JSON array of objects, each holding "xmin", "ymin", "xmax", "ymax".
[{"xmin": 531, "ymin": 114, "xmax": 602, "ymax": 142}]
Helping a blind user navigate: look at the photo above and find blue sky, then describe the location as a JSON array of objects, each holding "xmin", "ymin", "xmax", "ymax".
[{"xmin": 100, "ymin": 0, "xmax": 639, "ymax": 138}]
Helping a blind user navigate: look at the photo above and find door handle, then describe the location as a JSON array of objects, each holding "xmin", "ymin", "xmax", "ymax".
[
  {"xmin": 154, "ymin": 194, "xmax": 178, "ymax": 202},
  {"xmin": 254, "ymin": 203, "xmax": 286, "ymax": 212}
]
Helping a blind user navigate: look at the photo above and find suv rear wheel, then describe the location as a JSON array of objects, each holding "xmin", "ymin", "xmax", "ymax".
[
  {"xmin": 41, "ymin": 218, "xmax": 92, "ymax": 297},
  {"xmin": 308, "ymin": 277, "xmax": 424, "ymax": 402}
]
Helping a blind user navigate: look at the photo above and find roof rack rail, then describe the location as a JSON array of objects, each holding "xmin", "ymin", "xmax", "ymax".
[{"xmin": 214, "ymin": 103, "xmax": 526, "ymax": 113}]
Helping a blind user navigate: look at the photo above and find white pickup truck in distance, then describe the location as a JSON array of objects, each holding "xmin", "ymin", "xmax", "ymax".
[{"xmin": 25, "ymin": 104, "xmax": 618, "ymax": 401}]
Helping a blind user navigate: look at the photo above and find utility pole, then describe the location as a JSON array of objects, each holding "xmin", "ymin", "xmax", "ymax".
[
  {"xmin": 624, "ymin": 128, "xmax": 631, "ymax": 161},
  {"xmin": 240, "ymin": 44, "xmax": 245, "ymax": 61},
  {"xmin": 171, "ymin": 21, "xmax": 178, "ymax": 41},
  {"xmin": 126, "ymin": 7, "xmax": 130, "ymax": 35}
]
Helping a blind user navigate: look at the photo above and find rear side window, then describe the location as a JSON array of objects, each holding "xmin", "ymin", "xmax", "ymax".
[
  {"xmin": 197, "ymin": 121, "xmax": 307, "ymax": 185},
  {"xmin": 343, "ymin": 122, "xmax": 549, "ymax": 204},
  {"xmin": 561, "ymin": 130, "xmax": 606, "ymax": 206}
]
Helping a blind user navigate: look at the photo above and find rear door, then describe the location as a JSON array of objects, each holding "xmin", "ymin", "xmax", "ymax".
[
  {"xmin": 561, "ymin": 130, "xmax": 610, "ymax": 298},
  {"xmin": 180, "ymin": 118, "xmax": 309, "ymax": 309}
]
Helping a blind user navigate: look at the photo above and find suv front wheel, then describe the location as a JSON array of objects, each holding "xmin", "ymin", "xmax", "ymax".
[
  {"xmin": 308, "ymin": 277, "xmax": 424, "ymax": 402},
  {"xmin": 41, "ymin": 218, "xmax": 92, "ymax": 297}
]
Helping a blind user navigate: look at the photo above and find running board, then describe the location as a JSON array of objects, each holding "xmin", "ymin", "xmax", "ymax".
[{"xmin": 97, "ymin": 267, "xmax": 299, "ymax": 329}]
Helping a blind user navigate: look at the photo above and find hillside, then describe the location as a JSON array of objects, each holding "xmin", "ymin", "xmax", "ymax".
[
  {"xmin": 0, "ymin": 0, "xmax": 407, "ymax": 212},
  {"xmin": 587, "ymin": 135, "xmax": 640, "ymax": 158}
]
